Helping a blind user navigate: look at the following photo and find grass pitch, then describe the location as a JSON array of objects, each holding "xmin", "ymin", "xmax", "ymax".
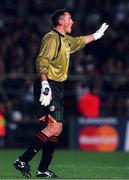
[{"xmin": 0, "ymin": 149, "xmax": 129, "ymax": 179}]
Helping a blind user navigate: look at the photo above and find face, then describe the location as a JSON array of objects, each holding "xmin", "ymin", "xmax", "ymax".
[{"xmin": 60, "ymin": 12, "xmax": 74, "ymax": 33}]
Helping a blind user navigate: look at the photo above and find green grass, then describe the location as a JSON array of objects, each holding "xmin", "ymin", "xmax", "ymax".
[{"xmin": 0, "ymin": 149, "xmax": 129, "ymax": 179}]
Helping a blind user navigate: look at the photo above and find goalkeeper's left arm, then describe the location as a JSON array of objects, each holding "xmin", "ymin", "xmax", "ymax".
[{"xmin": 83, "ymin": 23, "xmax": 109, "ymax": 44}]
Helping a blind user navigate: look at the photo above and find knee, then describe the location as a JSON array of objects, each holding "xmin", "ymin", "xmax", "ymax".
[
  {"xmin": 48, "ymin": 122, "xmax": 62, "ymax": 135},
  {"xmin": 55, "ymin": 123, "xmax": 63, "ymax": 136}
]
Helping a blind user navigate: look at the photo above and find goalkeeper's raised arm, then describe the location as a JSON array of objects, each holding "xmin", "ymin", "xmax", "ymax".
[{"xmin": 83, "ymin": 23, "xmax": 109, "ymax": 44}]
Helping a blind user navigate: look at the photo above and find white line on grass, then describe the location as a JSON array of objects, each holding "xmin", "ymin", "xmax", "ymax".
[{"xmin": 54, "ymin": 164, "xmax": 129, "ymax": 170}]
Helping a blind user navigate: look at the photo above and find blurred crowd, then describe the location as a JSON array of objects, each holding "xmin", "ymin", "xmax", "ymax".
[{"xmin": 1, "ymin": 0, "xmax": 129, "ymax": 128}]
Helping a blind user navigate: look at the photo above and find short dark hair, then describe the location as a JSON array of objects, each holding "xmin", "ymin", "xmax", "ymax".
[{"xmin": 51, "ymin": 8, "xmax": 68, "ymax": 27}]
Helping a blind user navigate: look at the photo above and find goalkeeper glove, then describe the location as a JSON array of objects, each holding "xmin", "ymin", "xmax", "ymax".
[
  {"xmin": 39, "ymin": 81, "xmax": 52, "ymax": 106},
  {"xmin": 93, "ymin": 23, "xmax": 109, "ymax": 40}
]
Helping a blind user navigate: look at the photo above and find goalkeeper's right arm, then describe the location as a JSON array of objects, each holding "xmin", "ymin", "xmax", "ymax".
[{"xmin": 39, "ymin": 74, "xmax": 52, "ymax": 107}]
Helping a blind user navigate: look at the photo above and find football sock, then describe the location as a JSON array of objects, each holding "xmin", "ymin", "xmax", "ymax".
[
  {"xmin": 19, "ymin": 132, "xmax": 48, "ymax": 163},
  {"xmin": 38, "ymin": 136, "xmax": 58, "ymax": 172}
]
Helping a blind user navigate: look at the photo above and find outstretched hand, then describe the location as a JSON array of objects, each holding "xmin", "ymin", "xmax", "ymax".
[{"xmin": 93, "ymin": 23, "xmax": 109, "ymax": 40}]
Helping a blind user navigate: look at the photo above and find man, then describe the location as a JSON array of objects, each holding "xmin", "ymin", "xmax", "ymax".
[
  {"xmin": 78, "ymin": 84, "xmax": 101, "ymax": 117},
  {"xmin": 13, "ymin": 9, "xmax": 108, "ymax": 178}
]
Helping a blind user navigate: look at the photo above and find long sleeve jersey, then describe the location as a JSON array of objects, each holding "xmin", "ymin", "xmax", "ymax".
[{"xmin": 36, "ymin": 29, "xmax": 86, "ymax": 82}]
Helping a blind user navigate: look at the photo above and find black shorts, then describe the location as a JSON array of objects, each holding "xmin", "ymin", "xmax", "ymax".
[{"xmin": 34, "ymin": 78, "xmax": 64, "ymax": 122}]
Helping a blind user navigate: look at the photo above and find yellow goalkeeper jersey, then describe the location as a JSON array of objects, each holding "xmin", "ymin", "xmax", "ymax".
[{"xmin": 36, "ymin": 29, "xmax": 86, "ymax": 82}]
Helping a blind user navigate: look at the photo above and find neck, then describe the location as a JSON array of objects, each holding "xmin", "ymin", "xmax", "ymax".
[{"xmin": 55, "ymin": 26, "xmax": 66, "ymax": 35}]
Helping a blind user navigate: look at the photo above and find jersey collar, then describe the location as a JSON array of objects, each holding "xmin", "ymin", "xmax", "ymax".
[{"xmin": 52, "ymin": 29, "xmax": 65, "ymax": 37}]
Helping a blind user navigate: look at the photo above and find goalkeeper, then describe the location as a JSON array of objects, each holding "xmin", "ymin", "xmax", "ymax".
[{"xmin": 13, "ymin": 9, "xmax": 108, "ymax": 178}]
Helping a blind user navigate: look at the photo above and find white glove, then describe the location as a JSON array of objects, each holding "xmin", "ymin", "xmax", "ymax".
[
  {"xmin": 39, "ymin": 81, "xmax": 52, "ymax": 106},
  {"xmin": 93, "ymin": 23, "xmax": 109, "ymax": 40}
]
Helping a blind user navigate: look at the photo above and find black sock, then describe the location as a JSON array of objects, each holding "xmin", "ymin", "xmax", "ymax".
[
  {"xmin": 19, "ymin": 132, "xmax": 48, "ymax": 163},
  {"xmin": 38, "ymin": 136, "xmax": 58, "ymax": 172}
]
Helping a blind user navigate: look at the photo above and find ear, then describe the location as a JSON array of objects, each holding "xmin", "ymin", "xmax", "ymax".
[{"xmin": 58, "ymin": 19, "xmax": 64, "ymax": 25}]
